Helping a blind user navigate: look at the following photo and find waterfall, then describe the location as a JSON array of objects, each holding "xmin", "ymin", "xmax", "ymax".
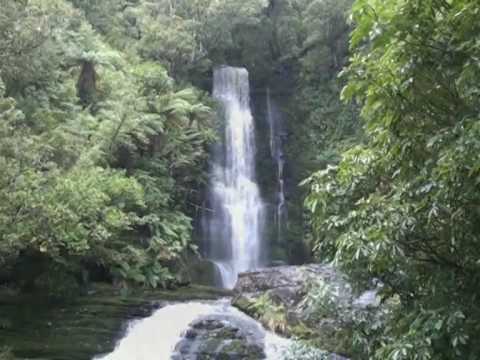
[
  {"xmin": 266, "ymin": 88, "xmax": 287, "ymax": 245},
  {"xmin": 202, "ymin": 66, "xmax": 264, "ymax": 289}
]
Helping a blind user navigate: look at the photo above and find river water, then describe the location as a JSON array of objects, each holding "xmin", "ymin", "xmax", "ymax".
[{"xmin": 95, "ymin": 300, "xmax": 291, "ymax": 360}]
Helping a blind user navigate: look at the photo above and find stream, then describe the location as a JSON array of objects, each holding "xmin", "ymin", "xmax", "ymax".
[{"xmin": 95, "ymin": 299, "xmax": 291, "ymax": 360}]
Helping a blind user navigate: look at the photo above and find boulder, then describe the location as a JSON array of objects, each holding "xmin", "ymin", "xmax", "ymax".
[
  {"xmin": 234, "ymin": 264, "xmax": 346, "ymax": 306},
  {"xmin": 186, "ymin": 259, "xmax": 223, "ymax": 287},
  {"xmin": 233, "ymin": 264, "xmax": 379, "ymax": 358},
  {"xmin": 172, "ymin": 317, "xmax": 265, "ymax": 360}
]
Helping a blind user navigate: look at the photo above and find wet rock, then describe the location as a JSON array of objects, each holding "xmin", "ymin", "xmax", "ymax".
[
  {"xmin": 173, "ymin": 317, "xmax": 265, "ymax": 360},
  {"xmin": 269, "ymin": 260, "xmax": 288, "ymax": 267},
  {"xmin": 192, "ymin": 319, "xmax": 226, "ymax": 331},
  {"xmin": 234, "ymin": 264, "xmax": 344, "ymax": 306},
  {"xmin": 233, "ymin": 264, "xmax": 379, "ymax": 358},
  {"xmin": 184, "ymin": 259, "xmax": 223, "ymax": 287},
  {"xmin": 233, "ymin": 264, "xmax": 352, "ymax": 326},
  {"xmin": 184, "ymin": 329, "xmax": 198, "ymax": 339}
]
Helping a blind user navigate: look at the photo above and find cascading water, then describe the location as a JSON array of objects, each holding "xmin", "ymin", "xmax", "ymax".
[
  {"xmin": 94, "ymin": 300, "xmax": 291, "ymax": 360},
  {"xmin": 202, "ymin": 66, "xmax": 264, "ymax": 288},
  {"xmin": 266, "ymin": 88, "xmax": 287, "ymax": 244}
]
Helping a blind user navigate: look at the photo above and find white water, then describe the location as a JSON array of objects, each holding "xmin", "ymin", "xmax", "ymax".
[
  {"xmin": 202, "ymin": 66, "xmax": 264, "ymax": 288},
  {"xmin": 266, "ymin": 88, "xmax": 287, "ymax": 244},
  {"xmin": 95, "ymin": 301, "xmax": 291, "ymax": 360},
  {"xmin": 95, "ymin": 303, "xmax": 215, "ymax": 360}
]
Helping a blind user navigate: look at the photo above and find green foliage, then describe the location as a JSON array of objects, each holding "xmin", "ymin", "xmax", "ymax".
[
  {"xmin": 70, "ymin": 0, "xmax": 269, "ymax": 80},
  {"xmin": 248, "ymin": 293, "xmax": 289, "ymax": 334},
  {"xmin": 284, "ymin": 342, "xmax": 331, "ymax": 360},
  {"xmin": 290, "ymin": 0, "xmax": 359, "ymax": 174},
  {"xmin": 0, "ymin": 0, "xmax": 216, "ymax": 292},
  {"xmin": 305, "ymin": 0, "xmax": 480, "ymax": 358},
  {"xmin": 299, "ymin": 279, "xmax": 351, "ymax": 323}
]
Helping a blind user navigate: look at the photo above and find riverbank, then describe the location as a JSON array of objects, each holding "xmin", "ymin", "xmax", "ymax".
[
  {"xmin": 0, "ymin": 265, "xmax": 377, "ymax": 359},
  {"xmin": 0, "ymin": 284, "xmax": 231, "ymax": 360}
]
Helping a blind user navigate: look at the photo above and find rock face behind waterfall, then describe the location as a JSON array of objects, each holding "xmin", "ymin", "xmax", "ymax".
[{"xmin": 233, "ymin": 264, "xmax": 379, "ymax": 357}]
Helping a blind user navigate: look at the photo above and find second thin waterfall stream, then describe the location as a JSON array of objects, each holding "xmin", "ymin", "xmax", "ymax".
[
  {"xmin": 202, "ymin": 66, "xmax": 265, "ymax": 288},
  {"xmin": 266, "ymin": 87, "xmax": 287, "ymax": 245}
]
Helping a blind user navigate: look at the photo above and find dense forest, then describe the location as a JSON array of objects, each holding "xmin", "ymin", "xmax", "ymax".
[{"xmin": 0, "ymin": 0, "xmax": 479, "ymax": 359}]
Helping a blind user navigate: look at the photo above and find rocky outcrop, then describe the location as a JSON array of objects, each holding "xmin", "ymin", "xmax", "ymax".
[
  {"xmin": 234, "ymin": 264, "xmax": 347, "ymax": 307},
  {"xmin": 233, "ymin": 264, "xmax": 379, "ymax": 358}
]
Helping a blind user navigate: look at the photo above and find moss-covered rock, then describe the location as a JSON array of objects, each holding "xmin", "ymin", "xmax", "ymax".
[
  {"xmin": 232, "ymin": 295, "xmax": 257, "ymax": 318},
  {"xmin": 233, "ymin": 293, "xmax": 289, "ymax": 335},
  {"xmin": 187, "ymin": 259, "xmax": 222, "ymax": 287}
]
